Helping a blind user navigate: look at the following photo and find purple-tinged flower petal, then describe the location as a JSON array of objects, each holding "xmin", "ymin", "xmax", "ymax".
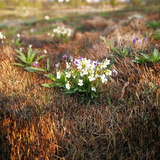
[
  {"xmin": 133, "ymin": 38, "xmax": 136, "ymax": 43},
  {"xmin": 69, "ymin": 56, "xmax": 73, "ymax": 62},
  {"xmin": 62, "ymin": 54, "xmax": 67, "ymax": 58},
  {"xmin": 113, "ymin": 69, "xmax": 118, "ymax": 76},
  {"xmin": 93, "ymin": 62, "xmax": 98, "ymax": 66},
  {"xmin": 143, "ymin": 37, "xmax": 147, "ymax": 41},
  {"xmin": 136, "ymin": 37, "xmax": 138, "ymax": 40},
  {"xmin": 33, "ymin": 61, "xmax": 38, "ymax": 67},
  {"xmin": 138, "ymin": 40, "xmax": 141, "ymax": 44},
  {"xmin": 78, "ymin": 57, "xmax": 83, "ymax": 60},
  {"xmin": 74, "ymin": 60, "xmax": 79, "ymax": 65},
  {"xmin": 55, "ymin": 62, "xmax": 60, "ymax": 68}
]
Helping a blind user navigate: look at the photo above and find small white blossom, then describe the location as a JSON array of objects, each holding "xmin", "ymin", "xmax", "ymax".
[
  {"xmin": 44, "ymin": 49, "xmax": 47, "ymax": 54},
  {"xmin": 101, "ymin": 74, "xmax": 108, "ymax": 83},
  {"xmin": 45, "ymin": 15, "xmax": 50, "ymax": 20},
  {"xmin": 88, "ymin": 74, "xmax": 95, "ymax": 81},
  {"xmin": 66, "ymin": 83, "xmax": 71, "ymax": 90},
  {"xmin": 78, "ymin": 79, "xmax": 83, "ymax": 86},
  {"xmin": 66, "ymin": 62, "xmax": 70, "ymax": 69},
  {"xmin": 30, "ymin": 29, "xmax": 34, "ymax": 32},
  {"xmin": 17, "ymin": 33, "xmax": 20, "ymax": 38},
  {"xmin": 91, "ymin": 87, "xmax": 96, "ymax": 92},
  {"xmin": 105, "ymin": 69, "xmax": 112, "ymax": 76},
  {"xmin": 66, "ymin": 72, "xmax": 71, "ymax": 78},
  {"xmin": 57, "ymin": 71, "xmax": 61, "ymax": 79}
]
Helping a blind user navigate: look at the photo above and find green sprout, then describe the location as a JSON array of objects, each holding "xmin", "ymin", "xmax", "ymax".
[{"xmin": 12, "ymin": 46, "xmax": 46, "ymax": 68}]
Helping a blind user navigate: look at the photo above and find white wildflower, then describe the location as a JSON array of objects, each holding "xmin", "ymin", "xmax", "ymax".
[
  {"xmin": 88, "ymin": 74, "xmax": 95, "ymax": 81},
  {"xmin": 101, "ymin": 74, "xmax": 108, "ymax": 83},
  {"xmin": 66, "ymin": 72, "xmax": 71, "ymax": 78},
  {"xmin": 57, "ymin": 71, "xmax": 61, "ymax": 79},
  {"xmin": 44, "ymin": 49, "xmax": 47, "ymax": 54},
  {"xmin": 17, "ymin": 33, "xmax": 20, "ymax": 38},
  {"xmin": 78, "ymin": 79, "xmax": 83, "ymax": 86},
  {"xmin": 45, "ymin": 15, "xmax": 50, "ymax": 20},
  {"xmin": 66, "ymin": 83, "xmax": 71, "ymax": 90},
  {"xmin": 66, "ymin": 62, "xmax": 70, "ymax": 69},
  {"xmin": 91, "ymin": 86, "xmax": 96, "ymax": 92},
  {"xmin": 105, "ymin": 69, "xmax": 112, "ymax": 76}
]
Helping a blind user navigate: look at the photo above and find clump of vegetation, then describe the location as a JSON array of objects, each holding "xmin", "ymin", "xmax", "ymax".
[
  {"xmin": 146, "ymin": 20, "xmax": 160, "ymax": 29},
  {"xmin": 133, "ymin": 49, "xmax": 160, "ymax": 64},
  {"xmin": 52, "ymin": 26, "xmax": 73, "ymax": 43},
  {"xmin": 12, "ymin": 46, "xmax": 46, "ymax": 71},
  {"xmin": 155, "ymin": 29, "xmax": 160, "ymax": 40}
]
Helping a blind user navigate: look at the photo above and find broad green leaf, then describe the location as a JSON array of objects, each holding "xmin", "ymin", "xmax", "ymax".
[
  {"xmin": 140, "ymin": 53, "xmax": 150, "ymax": 60},
  {"xmin": 25, "ymin": 67, "xmax": 46, "ymax": 73},
  {"xmin": 44, "ymin": 74, "xmax": 57, "ymax": 81}
]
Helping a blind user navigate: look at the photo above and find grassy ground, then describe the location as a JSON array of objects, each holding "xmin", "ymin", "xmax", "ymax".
[{"xmin": 0, "ymin": 9, "xmax": 160, "ymax": 160}]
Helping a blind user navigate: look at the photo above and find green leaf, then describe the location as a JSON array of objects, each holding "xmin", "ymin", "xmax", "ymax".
[
  {"xmin": 42, "ymin": 83, "xmax": 56, "ymax": 88},
  {"xmin": 152, "ymin": 49, "xmax": 159, "ymax": 58},
  {"xmin": 140, "ymin": 53, "xmax": 150, "ymax": 60},
  {"xmin": 11, "ymin": 63, "xmax": 24, "ymax": 67},
  {"xmin": 36, "ymin": 55, "xmax": 46, "ymax": 62},
  {"xmin": 15, "ymin": 49, "xmax": 27, "ymax": 63},
  {"xmin": 17, "ymin": 55, "xmax": 27, "ymax": 64},
  {"xmin": 149, "ymin": 82, "xmax": 157, "ymax": 90},
  {"xmin": 74, "ymin": 87, "xmax": 79, "ymax": 92},
  {"xmin": 27, "ymin": 47, "xmax": 32, "ymax": 62},
  {"xmin": 15, "ymin": 38, "xmax": 23, "ymax": 47},
  {"xmin": 44, "ymin": 74, "xmax": 57, "ymax": 81},
  {"xmin": 47, "ymin": 58, "xmax": 50, "ymax": 72},
  {"xmin": 25, "ymin": 67, "xmax": 46, "ymax": 73},
  {"xmin": 65, "ymin": 90, "xmax": 76, "ymax": 94},
  {"xmin": 30, "ymin": 50, "xmax": 38, "ymax": 63}
]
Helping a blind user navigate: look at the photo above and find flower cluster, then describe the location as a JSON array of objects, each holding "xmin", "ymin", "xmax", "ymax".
[
  {"xmin": 52, "ymin": 26, "xmax": 72, "ymax": 43},
  {"xmin": 132, "ymin": 36, "xmax": 149, "ymax": 50},
  {"xmin": 0, "ymin": 32, "xmax": 6, "ymax": 43},
  {"xmin": 44, "ymin": 55, "xmax": 116, "ymax": 99}
]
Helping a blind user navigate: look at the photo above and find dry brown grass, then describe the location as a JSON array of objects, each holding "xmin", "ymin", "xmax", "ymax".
[{"xmin": 0, "ymin": 11, "xmax": 160, "ymax": 160}]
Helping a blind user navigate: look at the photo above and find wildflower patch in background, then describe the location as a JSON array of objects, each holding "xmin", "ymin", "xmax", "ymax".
[{"xmin": 52, "ymin": 26, "xmax": 73, "ymax": 43}]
